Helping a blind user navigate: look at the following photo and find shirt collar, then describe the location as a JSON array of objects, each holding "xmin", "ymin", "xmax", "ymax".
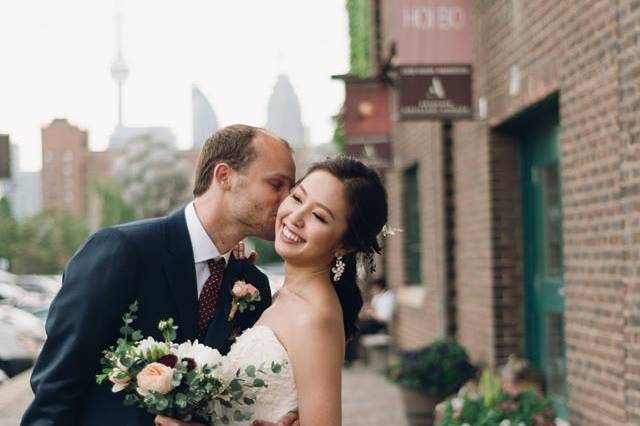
[{"xmin": 184, "ymin": 201, "xmax": 231, "ymax": 265}]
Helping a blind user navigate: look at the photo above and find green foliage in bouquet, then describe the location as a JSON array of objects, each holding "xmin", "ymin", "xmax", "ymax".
[
  {"xmin": 435, "ymin": 368, "xmax": 557, "ymax": 426},
  {"xmin": 386, "ymin": 339, "xmax": 476, "ymax": 398},
  {"xmin": 96, "ymin": 301, "xmax": 284, "ymax": 425}
]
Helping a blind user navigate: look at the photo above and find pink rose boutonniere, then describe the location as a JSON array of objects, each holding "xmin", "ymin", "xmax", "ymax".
[{"xmin": 228, "ymin": 280, "xmax": 261, "ymax": 321}]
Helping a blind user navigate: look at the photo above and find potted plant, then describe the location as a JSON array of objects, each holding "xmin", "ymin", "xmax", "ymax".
[
  {"xmin": 435, "ymin": 366, "xmax": 557, "ymax": 426},
  {"xmin": 386, "ymin": 339, "xmax": 476, "ymax": 426}
]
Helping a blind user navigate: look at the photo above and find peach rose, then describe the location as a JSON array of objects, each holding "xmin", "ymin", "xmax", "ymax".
[
  {"xmin": 232, "ymin": 281, "xmax": 249, "ymax": 297},
  {"xmin": 108, "ymin": 369, "xmax": 131, "ymax": 393},
  {"xmin": 136, "ymin": 362, "xmax": 174, "ymax": 396},
  {"xmin": 245, "ymin": 284, "xmax": 258, "ymax": 296}
]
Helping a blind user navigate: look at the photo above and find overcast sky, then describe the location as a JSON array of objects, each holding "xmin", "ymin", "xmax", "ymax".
[{"xmin": 0, "ymin": 0, "xmax": 349, "ymax": 171}]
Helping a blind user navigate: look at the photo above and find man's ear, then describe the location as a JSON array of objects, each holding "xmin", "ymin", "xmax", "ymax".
[{"xmin": 213, "ymin": 163, "xmax": 233, "ymax": 190}]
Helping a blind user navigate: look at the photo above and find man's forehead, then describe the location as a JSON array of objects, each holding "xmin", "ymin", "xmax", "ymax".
[{"xmin": 251, "ymin": 136, "xmax": 295, "ymax": 181}]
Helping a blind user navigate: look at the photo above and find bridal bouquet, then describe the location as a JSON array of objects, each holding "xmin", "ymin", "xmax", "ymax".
[{"xmin": 96, "ymin": 302, "xmax": 283, "ymax": 424}]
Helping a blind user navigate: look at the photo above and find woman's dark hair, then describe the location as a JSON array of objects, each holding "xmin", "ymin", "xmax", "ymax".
[{"xmin": 302, "ymin": 156, "xmax": 388, "ymax": 340}]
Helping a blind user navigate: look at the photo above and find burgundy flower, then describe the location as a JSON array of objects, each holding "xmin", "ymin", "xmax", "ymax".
[
  {"xmin": 182, "ymin": 357, "xmax": 197, "ymax": 371},
  {"xmin": 157, "ymin": 354, "xmax": 178, "ymax": 368}
]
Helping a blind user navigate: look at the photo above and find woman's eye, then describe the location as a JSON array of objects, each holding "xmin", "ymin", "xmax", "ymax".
[
  {"xmin": 291, "ymin": 194, "xmax": 302, "ymax": 203},
  {"xmin": 313, "ymin": 213, "xmax": 327, "ymax": 224}
]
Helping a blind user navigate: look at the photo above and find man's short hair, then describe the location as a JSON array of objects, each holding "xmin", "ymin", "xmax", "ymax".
[{"xmin": 192, "ymin": 124, "xmax": 290, "ymax": 196}]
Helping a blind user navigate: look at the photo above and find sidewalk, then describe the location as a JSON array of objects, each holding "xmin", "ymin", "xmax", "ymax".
[
  {"xmin": 342, "ymin": 364, "xmax": 407, "ymax": 426},
  {"xmin": 0, "ymin": 371, "xmax": 31, "ymax": 426},
  {"xmin": 0, "ymin": 365, "xmax": 407, "ymax": 425}
]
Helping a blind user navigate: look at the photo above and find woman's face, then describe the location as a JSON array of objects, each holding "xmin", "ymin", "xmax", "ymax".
[{"xmin": 274, "ymin": 170, "xmax": 349, "ymax": 267}]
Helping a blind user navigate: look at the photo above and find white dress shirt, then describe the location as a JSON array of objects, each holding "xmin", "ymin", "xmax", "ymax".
[
  {"xmin": 184, "ymin": 201, "xmax": 231, "ymax": 297},
  {"xmin": 371, "ymin": 290, "xmax": 395, "ymax": 324}
]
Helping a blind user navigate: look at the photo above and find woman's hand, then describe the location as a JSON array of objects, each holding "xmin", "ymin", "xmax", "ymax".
[
  {"xmin": 232, "ymin": 240, "xmax": 257, "ymax": 263},
  {"xmin": 153, "ymin": 415, "xmax": 207, "ymax": 426}
]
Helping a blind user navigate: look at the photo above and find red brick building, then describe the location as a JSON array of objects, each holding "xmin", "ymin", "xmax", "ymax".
[
  {"xmin": 340, "ymin": 1, "xmax": 640, "ymax": 424},
  {"xmin": 41, "ymin": 119, "xmax": 91, "ymax": 218}
]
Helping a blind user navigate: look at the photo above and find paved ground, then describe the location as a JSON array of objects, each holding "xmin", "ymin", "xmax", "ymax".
[
  {"xmin": 0, "ymin": 370, "xmax": 32, "ymax": 426},
  {"xmin": 0, "ymin": 364, "xmax": 407, "ymax": 425},
  {"xmin": 342, "ymin": 363, "xmax": 408, "ymax": 426}
]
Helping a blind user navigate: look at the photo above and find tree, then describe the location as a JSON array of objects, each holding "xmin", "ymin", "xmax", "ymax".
[
  {"xmin": 0, "ymin": 197, "xmax": 18, "ymax": 266},
  {"xmin": 110, "ymin": 133, "xmax": 192, "ymax": 218},
  {"xmin": 92, "ymin": 179, "xmax": 138, "ymax": 227},
  {"xmin": 10, "ymin": 210, "xmax": 89, "ymax": 275}
]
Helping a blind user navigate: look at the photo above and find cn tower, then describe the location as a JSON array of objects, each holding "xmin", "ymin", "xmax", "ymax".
[{"xmin": 110, "ymin": 12, "xmax": 129, "ymax": 128}]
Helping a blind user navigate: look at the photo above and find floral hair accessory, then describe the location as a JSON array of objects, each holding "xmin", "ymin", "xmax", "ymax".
[{"xmin": 228, "ymin": 280, "xmax": 261, "ymax": 321}]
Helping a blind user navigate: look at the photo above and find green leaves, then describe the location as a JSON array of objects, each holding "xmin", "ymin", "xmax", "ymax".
[
  {"xmin": 245, "ymin": 365, "xmax": 256, "ymax": 378},
  {"xmin": 271, "ymin": 362, "xmax": 283, "ymax": 374},
  {"xmin": 158, "ymin": 318, "xmax": 178, "ymax": 342}
]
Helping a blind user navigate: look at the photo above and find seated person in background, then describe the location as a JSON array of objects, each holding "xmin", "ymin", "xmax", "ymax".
[
  {"xmin": 345, "ymin": 277, "xmax": 395, "ymax": 364},
  {"xmin": 359, "ymin": 277, "xmax": 395, "ymax": 334}
]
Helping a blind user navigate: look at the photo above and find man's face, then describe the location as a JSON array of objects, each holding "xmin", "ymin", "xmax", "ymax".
[{"xmin": 229, "ymin": 133, "xmax": 296, "ymax": 240}]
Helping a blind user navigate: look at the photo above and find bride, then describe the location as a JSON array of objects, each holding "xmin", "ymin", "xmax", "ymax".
[{"xmin": 155, "ymin": 156, "xmax": 388, "ymax": 426}]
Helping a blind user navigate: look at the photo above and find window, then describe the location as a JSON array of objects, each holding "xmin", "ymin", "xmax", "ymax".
[
  {"xmin": 63, "ymin": 164, "xmax": 72, "ymax": 176},
  {"xmin": 64, "ymin": 190, "xmax": 73, "ymax": 203},
  {"xmin": 403, "ymin": 165, "xmax": 422, "ymax": 285},
  {"xmin": 63, "ymin": 150, "xmax": 73, "ymax": 162},
  {"xmin": 45, "ymin": 151, "xmax": 53, "ymax": 162}
]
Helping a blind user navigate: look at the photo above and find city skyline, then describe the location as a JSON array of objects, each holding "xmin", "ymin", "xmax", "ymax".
[{"xmin": 0, "ymin": 0, "xmax": 349, "ymax": 172}]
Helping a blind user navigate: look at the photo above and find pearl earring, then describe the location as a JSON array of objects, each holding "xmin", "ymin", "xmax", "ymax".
[{"xmin": 332, "ymin": 255, "xmax": 345, "ymax": 282}]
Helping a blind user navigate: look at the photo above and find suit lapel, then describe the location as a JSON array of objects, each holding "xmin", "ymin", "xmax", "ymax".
[
  {"xmin": 203, "ymin": 254, "xmax": 242, "ymax": 350},
  {"xmin": 162, "ymin": 208, "xmax": 199, "ymax": 341}
]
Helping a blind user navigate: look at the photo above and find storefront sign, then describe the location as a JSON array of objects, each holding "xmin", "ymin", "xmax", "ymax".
[
  {"xmin": 343, "ymin": 79, "xmax": 392, "ymax": 168},
  {"xmin": 396, "ymin": 0, "xmax": 473, "ymax": 66},
  {"xmin": 398, "ymin": 65, "xmax": 472, "ymax": 120}
]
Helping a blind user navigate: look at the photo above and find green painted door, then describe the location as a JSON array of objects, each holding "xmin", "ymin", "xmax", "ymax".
[{"xmin": 521, "ymin": 125, "xmax": 568, "ymax": 419}]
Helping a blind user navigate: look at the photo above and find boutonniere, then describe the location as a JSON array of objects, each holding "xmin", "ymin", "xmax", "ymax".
[{"xmin": 228, "ymin": 280, "xmax": 261, "ymax": 321}]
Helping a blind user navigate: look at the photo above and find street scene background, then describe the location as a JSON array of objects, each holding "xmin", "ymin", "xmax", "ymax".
[{"xmin": 3, "ymin": 1, "xmax": 640, "ymax": 425}]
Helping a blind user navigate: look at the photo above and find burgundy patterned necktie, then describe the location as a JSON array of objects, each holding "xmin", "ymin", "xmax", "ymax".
[{"xmin": 198, "ymin": 257, "xmax": 226, "ymax": 333}]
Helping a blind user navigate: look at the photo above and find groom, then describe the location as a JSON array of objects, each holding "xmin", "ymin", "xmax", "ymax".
[{"xmin": 21, "ymin": 124, "xmax": 296, "ymax": 426}]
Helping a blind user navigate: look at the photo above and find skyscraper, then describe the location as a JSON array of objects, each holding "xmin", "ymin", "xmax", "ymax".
[
  {"xmin": 266, "ymin": 74, "xmax": 306, "ymax": 148},
  {"xmin": 192, "ymin": 85, "xmax": 219, "ymax": 149}
]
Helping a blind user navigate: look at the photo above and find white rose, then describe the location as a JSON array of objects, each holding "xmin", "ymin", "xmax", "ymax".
[
  {"xmin": 451, "ymin": 397, "xmax": 464, "ymax": 412},
  {"xmin": 135, "ymin": 337, "xmax": 167, "ymax": 357},
  {"xmin": 499, "ymin": 420, "xmax": 511, "ymax": 426},
  {"xmin": 173, "ymin": 340, "xmax": 223, "ymax": 369}
]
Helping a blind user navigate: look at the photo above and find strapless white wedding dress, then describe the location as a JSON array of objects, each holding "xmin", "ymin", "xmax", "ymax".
[{"xmin": 222, "ymin": 325, "xmax": 298, "ymax": 425}]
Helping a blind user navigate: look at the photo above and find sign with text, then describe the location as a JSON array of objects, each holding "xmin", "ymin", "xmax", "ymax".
[
  {"xmin": 398, "ymin": 65, "xmax": 472, "ymax": 120},
  {"xmin": 0, "ymin": 135, "xmax": 10, "ymax": 179},
  {"xmin": 342, "ymin": 79, "xmax": 392, "ymax": 169},
  {"xmin": 396, "ymin": 0, "xmax": 472, "ymax": 65}
]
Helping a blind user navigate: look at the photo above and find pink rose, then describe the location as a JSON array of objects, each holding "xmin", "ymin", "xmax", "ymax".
[
  {"xmin": 136, "ymin": 362, "xmax": 174, "ymax": 396},
  {"xmin": 245, "ymin": 284, "xmax": 258, "ymax": 295},
  {"xmin": 232, "ymin": 281, "xmax": 249, "ymax": 297}
]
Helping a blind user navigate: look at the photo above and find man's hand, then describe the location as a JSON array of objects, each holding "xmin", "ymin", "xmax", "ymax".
[
  {"xmin": 232, "ymin": 240, "xmax": 257, "ymax": 263},
  {"xmin": 251, "ymin": 411, "xmax": 300, "ymax": 426}
]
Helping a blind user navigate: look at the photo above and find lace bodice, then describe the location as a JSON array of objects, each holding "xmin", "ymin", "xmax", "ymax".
[{"xmin": 222, "ymin": 325, "xmax": 297, "ymax": 424}]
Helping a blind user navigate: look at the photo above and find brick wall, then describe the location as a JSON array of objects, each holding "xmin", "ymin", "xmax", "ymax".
[
  {"xmin": 385, "ymin": 119, "xmax": 445, "ymax": 350},
  {"xmin": 618, "ymin": 1, "xmax": 640, "ymax": 424},
  {"xmin": 378, "ymin": 0, "xmax": 640, "ymax": 422},
  {"xmin": 453, "ymin": 121, "xmax": 495, "ymax": 366}
]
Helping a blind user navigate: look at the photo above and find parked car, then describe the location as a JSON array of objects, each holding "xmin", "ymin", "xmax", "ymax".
[
  {"xmin": 0, "ymin": 325, "xmax": 35, "ymax": 378},
  {"xmin": 15, "ymin": 275, "xmax": 61, "ymax": 297},
  {"xmin": 0, "ymin": 304, "xmax": 46, "ymax": 342},
  {"xmin": 0, "ymin": 282, "xmax": 50, "ymax": 312}
]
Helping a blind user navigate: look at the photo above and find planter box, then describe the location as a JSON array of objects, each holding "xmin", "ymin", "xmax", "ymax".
[{"xmin": 399, "ymin": 388, "xmax": 439, "ymax": 426}]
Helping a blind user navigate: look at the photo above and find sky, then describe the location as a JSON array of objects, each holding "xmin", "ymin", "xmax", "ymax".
[{"xmin": 0, "ymin": 0, "xmax": 349, "ymax": 172}]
